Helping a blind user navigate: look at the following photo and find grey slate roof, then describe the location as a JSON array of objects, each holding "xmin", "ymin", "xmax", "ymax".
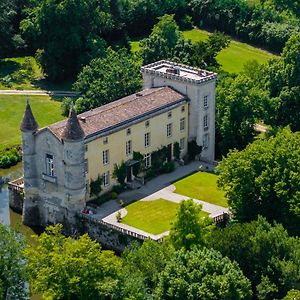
[
  {"xmin": 49, "ymin": 87, "xmax": 186, "ymax": 140},
  {"xmin": 61, "ymin": 104, "xmax": 85, "ymax": 141},
  {"xmin": 20, "ymin": 99, "xmax": 39, "ymax": 132}
]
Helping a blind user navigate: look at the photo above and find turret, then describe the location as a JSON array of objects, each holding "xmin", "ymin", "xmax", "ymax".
[
  {"xmin": 62, "ymin": 104, "xmax": 86, "ymax": 211},
  {"xmin": 20, "ymin": 98, "xmax": 38, "ymax": 188},
  {"xmin": 20, "ymin": 98, "xmax": 39, "ymax": 225}
]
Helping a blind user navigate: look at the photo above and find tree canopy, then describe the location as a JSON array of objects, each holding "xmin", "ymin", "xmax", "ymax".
[
  {"xmin": 0, "ymin": 224, "xmax": 27, "ymax": 300},
  {"xmin": 156, "ymin": 246, "xmax": 252, "ymax": 300},
  {"xmin": 26, "ymin": 225, "xmax": 122, "ymax": 300},
  {"xmin": 217, "ymin": 127, "xmax": 300, "ymax": 234},
  {"xmin": 73, "ymin": 48, "xmax": 141, "ymax": 113}
]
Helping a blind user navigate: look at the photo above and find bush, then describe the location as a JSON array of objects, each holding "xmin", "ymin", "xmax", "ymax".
[
  {"xmin": 0, "ymin": 146, "xmax": 21, "ymax": 169},
  {"xmin": 179, "ymin": 15, "xmax": 193, "ymax": 30},
  {"xmin": 162, "ymin": 161, "xmax": 175, "ymax": 173},
  {"xmin": 90, "ymin": 176, "xmax": 102, "ymax": 197},
  {"xmin": 173, "ymin": 142, "xmax": 180, "ymax": 160},
  {"xmin": 111, "ymin": 192, "xmax": 118, "ymax": 199},
  {"xmin": 112, "ymin": 184, "xmax": 125, "ymax": 194}
]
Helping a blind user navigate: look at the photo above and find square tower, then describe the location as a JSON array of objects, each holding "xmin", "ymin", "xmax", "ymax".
[{"xmin": 141, "ymin": 60, "xmax": 217, "ymax": 161}]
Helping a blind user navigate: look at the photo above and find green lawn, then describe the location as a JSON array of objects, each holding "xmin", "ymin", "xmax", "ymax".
[
  {"xmin": 0, "ymin": 95, "xmax": 64, "ymax": 151},
  {"xmin": 174, "ymin": 172, "xmax": 228, "ymax": 207},
  {"xmin": 122, "ymin": 198, "xmax": 209, "ymax": 235},
  {"xmin": 0, "ymin": 56, "xmax": 73, "ymax": 91},
  {"xmin": 183, "ymin": 28, "xmax": 276, "ymax": 73}
]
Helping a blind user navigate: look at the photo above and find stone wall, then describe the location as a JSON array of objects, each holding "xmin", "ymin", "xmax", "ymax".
[{"xmin": 75, "ymin": 214, "xmax": 144, "ymax": 253}]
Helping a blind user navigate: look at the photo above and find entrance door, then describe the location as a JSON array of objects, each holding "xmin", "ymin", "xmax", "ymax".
[{"xmin": 167, "ymin": 143, "xmax": 172, "ymax": 162}]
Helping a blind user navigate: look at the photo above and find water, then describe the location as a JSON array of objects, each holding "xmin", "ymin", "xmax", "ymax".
[{"xmin": 0, "ymin": 163, "xmax": 38, "ymax": 244}]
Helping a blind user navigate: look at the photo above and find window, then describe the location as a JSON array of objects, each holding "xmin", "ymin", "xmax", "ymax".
[
  {"xmin": 181, "ymin": 105, "xmax": 185, "ymax": 112},
  {"xmin": 167, "ymin": 123, "xmax": 172, "ymax": 137},
  {"xmin": 180, "ymin": 117, "xmax": 185, "ymax": 132},
  {"xmin": 103, "ymin": 171, "xmax": 110, "ymax": 186},
  {"xmin": 203, "ymin": 133, "xmax": 209, "ymax": 149},
  {"xmin": 203, "ymin": 115, "xmax": 208, "ymax": 129},
  {"xmin": 204, "ymin": 95, "xmax": 208, "ymax": 109},
  {"xmin": 145, "ymin": 120, "xmax": 150, "ymax": 128},
  {"xmin": 84, "ymin": 159, "xmax": 88, "ymax": 173},
  {"xmin": 144, "ymin": 153, "xmax": 151, "ymax": 169},
  {"xmin": 103, "ymin": 137, "xmax": 108, "ymax": 144},
  {"xmin": 85, "ymin": 144, "xmax": 88, "ymax": 152},
  {"xmin": 145, "ymin": 132, "xmax": 151, "ymax": 147},
  {"xmin": 126, "ymin": 140, "xmax": 132, "ymax": 156},
  {"xmin": 180, "ymin": 138, "xmax": 185, "ymax": 150},
  {"xmin": 46, "ymin": 154, "xmax": 54, "ymax": 177},
  {"xmin": 102, "ymin": 150, "xmax": 109, "ymax": 165},
  {"xmin": 168, "ymin": 111, "xmax": 172, "ymax": 118},
  {"xmin": 127, "ymin": 128, "xmax": 131, "ymax": 136}
]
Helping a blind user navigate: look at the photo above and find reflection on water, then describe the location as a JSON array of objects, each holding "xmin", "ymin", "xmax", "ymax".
[{"xmin": 0, "ymin": 162, "xmax": 38, "ymax": 244}]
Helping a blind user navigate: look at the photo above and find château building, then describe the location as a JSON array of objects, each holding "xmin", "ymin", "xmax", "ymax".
[{"xmin": 19, "ymin": 60, "xmax": 217, "ymax": 226}]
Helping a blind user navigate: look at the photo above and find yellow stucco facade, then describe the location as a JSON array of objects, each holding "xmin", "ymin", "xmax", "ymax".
[{"xmin": 84, "ymin": 102, "xmax": 189, "ymax": 197}]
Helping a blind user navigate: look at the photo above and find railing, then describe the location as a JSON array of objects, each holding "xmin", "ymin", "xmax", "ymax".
[
  {"xmin": 213, "ymin": 212, "xmax": 230, "ymax": 224},
  {"xmin": 80, "ymin": 213, "xmax": 164, "ymax": 242},
  {"xmin": 8, "ymin": 177, "xmax": 24, "ymax": 193}
]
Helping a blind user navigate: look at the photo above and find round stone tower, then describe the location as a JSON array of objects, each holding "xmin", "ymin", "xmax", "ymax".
[
  {"xmin": 61, "ymin": 104, "xmax": 86, "ymax": 218},
  {"xmin": 20, "ymin": 99, "xmax": 40, "ymax": 226}
]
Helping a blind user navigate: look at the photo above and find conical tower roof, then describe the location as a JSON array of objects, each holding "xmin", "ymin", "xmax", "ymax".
[
  {"xmin": 61, "ymin": 104, "xmax": 85, "ymax": 141},
  {"xmin": 20, "ymin": 98, "xmax": 39, "ymax": 132}
]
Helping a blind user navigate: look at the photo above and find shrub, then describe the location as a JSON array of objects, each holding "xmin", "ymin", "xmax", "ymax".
[
  {"xmin": 112, "ymin": 184, "xmax": 124, "ymax": 194},
  {"xmin": 90, "ymin": 176, "xmax": 102, "ymax": 197},
  {"xmin": 116, "ymin": 211, "xmax": 122, "ymax": 222},
  {"xmin": 111, "ymin": 192, "xmax": 118, "ymax": 199},
  {"xmin": 162, "ymin": 161, "xmax": 175, "ymax": 173},
  {"xmin": 113, "ymin": 161, "xmax": 127, "ymax": 186},
  {"xmin": 173, "ymin": 142, "xmax": 180, "ymax": 160},
  {"xmin": 179, "ymin": 15, "xmax": 193, "ymax": 30},
  {"xmin": 0, "ymin": 146, "xmax": 21, "ymax": 169}
]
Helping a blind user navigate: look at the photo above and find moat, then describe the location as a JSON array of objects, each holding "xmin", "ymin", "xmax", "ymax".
[{"xmin": 0, "ymin": 163, "xmax": 39, "ymax": 244}]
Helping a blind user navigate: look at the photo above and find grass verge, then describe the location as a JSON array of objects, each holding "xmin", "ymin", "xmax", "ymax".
[{"xmin": 0, "ymin": 95, "xmax": 64, "ymax": 151}]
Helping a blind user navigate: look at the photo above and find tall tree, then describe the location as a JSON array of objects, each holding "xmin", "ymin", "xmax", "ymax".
[
  {"xmin": 73, "ymin": 47, "xmax": 141, "ymax": 113},
  {"xmin": 209, "ymin": 217, "xmax": 300, "ymax": 299},
  {"xmin": 156, "ymin": 247, "xmax": 252, "ymax": 299},
  {"xmin": 21, "ymin": 0, "xmax": 113, "ymax": 81},
  {"xmin": 169, "ymin": 199, "xmax": 212, "ymax": 250},
  {"xmin": 26, "ymin": 225, "xmax": 122, "ymax": 299},
  {"xmin": 139, "ymin": 14, "xmax": 193, "ymax": 64},
  {"xmin": 216, "ymin": 127, "xmax": 300, "ymax": 233},
  {"xmin": 0, "ymin": 224, "xmax": 28, "ymax": 299}
]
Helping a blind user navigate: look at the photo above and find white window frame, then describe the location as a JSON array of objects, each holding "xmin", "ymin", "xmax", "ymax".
[
  {"xmin": 204, "ymin": 115, "xmax": 208, "ymax": 130},
  {"xmin": 46, "ymin": 154, "xmax": 54, "ymax": 177},
  {"xmin": 145, "ymin": 132, "xmax": 151, "ymax": 148},
  {"xmin": 102, "ymin": 149, "xmax": 109, "ymax": 165},
  {"xmin": 103, "ymin": 137, "xmax": 108, "ymax": 144},
  {"xmin": 127, "ymin": 128, "xmax": 131, "ymax": 136},
  {"xmin": 144, "ymin": 153, "xmax": 151, "ymax": 169},
  {"xmin": 180, "ymin": 138, "xmax": 185, "ymax": 151},
  {"xmin": 103, "ymin": 171, "xmax": 110, "ymax": 186},
  {"xmin": 167, "ymin": 123, "xmax": 172, "ymax": 137},
  {"xmin": 204, "ymin": 95, "xmax": 208, "ymax": 109},
  {"xmin": 180, "ymin": 117, "xmax": 185, "ymax": 132},
  {"xmin": 181, "ymin": 105, "xmax": 185, "ymax": 112},
  {"xmin": 145, "ymin": 120, "xmax": 150, "ymax": 128},
  {"xmin": 126, "ymin": 140, "xmax": 132, "ymax": 156},
  {"xmin": 168, "ymin": 111, "xmax": 172, "ymax": 118},
  {"xmin": 203, "ymin": 133, "xmax": 209, "ymax": 149}
]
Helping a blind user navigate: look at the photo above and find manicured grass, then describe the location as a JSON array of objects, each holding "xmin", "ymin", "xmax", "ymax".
[
  {"xmin": 122, "ymin": 198, "xmax": 209, "ymax": 235},
  {"xmin": 0, "ymin": 56, "xmax": 73, "ymax": 91},
  {"xmin": 0, "ymin": 95, "xmax": 64, "ymax": 151},
  {"xmin": 182, "ymin": 28, "xmax": 276, "ymax": 73},
  {"xmin": 174, "ymin": 171, "xmax": 228, "ymax": 207}
]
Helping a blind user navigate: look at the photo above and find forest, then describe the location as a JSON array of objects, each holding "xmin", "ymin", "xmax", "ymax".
[{"xmin": 1, "ymin": 0, "xmax": 300, "ymax": 299}]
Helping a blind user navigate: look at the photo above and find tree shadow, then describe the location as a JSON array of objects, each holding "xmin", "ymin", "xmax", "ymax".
[{"xmin": 0, "ymin": 60, "xmax": 21, "ymax": 78}]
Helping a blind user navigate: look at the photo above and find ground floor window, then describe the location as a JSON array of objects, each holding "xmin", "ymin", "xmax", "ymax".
[
  {"xmin": 203, "ymin": 133, "xmax": 209, "ymax": 149},
  {"xmin": 180, "ymin": 138, "xmax": 185, "ymax": 150},
  {"xmin": 144, "ymin": 153, "xmax": 151, "ymax": 169},
  {"xmin": 103, "ymin": 171, "xmax": 110, "ymax": 186}
]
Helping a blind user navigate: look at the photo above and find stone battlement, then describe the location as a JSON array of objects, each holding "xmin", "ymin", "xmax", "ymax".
[{"xmin": 141, "ymin": 60, "xmax": 217, "ymax": 85}]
